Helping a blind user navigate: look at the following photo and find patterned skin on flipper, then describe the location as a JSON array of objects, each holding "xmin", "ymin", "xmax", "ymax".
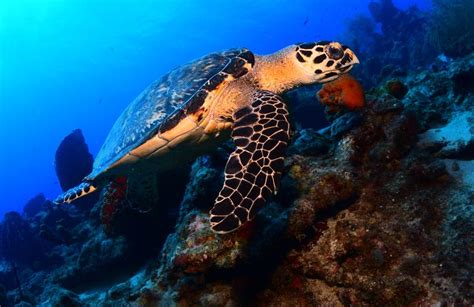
[
  {"xmin": 54, "ymin": 182, "xmax": 97, "ymax": 204},
  {"xmin": 209, "ymin": 91, "xmax": 290, "ymax": 234}
]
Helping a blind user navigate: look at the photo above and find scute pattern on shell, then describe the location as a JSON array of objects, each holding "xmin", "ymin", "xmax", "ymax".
[{"xmin": 87, "ymin": 48, "xmax": 251, "ymax": 180}]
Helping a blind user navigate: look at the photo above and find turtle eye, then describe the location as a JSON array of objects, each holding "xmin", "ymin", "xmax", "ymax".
[{"xmin": 327, "ymin": 45, "xmax": 344, "ymax": 60}]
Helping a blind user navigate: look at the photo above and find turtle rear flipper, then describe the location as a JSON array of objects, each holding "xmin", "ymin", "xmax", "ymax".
[
  {"xmin": 54, "ymin": 182, "xmax": 97, "ymax": 204},
  {"xmin": 210, "ymin": 90, "xmax": 291, "ymax": 233}
]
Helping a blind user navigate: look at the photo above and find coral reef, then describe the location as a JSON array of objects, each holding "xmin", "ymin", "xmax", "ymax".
[
  {"xmin": 349, "ymin": 0, "xmax": 474, "ymax": 89},
  {"xmin": 1, "ymin": 45, "xmax": 473, "ymax": 307},
  {"xmin": 428, "ymin": 0, "xmax": 474, "ymax": 58},
  {"xmin": 385, "ymin": 79, "xmax": 408, "ymax": 99},
  {"xmin": 0, "ymin": 283, "xmax": 6, "ymax": 306},
  {"xmin": 0, "ymin": 261, "xmax": 21, "ymax": 293},
  {"xmin": 344, "ymin": 0, "xmax": 435, "ymax": 88},
  {"xmin": 0, "ymin": 212, "xmax": 43, "ymax": 265},
  {"xmin": 22, "ymin": 193, "xmax": 46, "ymax": 219},
  {"xmin": 44, "ymin": 287, "xmax": 82, "ymax": 306}
]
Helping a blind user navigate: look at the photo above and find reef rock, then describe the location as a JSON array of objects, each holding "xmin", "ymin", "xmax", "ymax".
[
  {"xmin": 288, "ymin": 129, "xmax": 331, "ymax": 157},
  {"xmin": 22, "ymin": 193, "xmax": 46, "ymax": 219},
  {"xmin": 55, "ymin": 231, "xmax": 132, "ymax": 290},
  {"xmin": 321, "ymin": 112, "xmax": 364, "ymax": 139},
  {"xmin": 385, "ymin": 79, "xmax": 408, "ymax": 99},
  {"xmin": 0, "ymin": 261, "xmax": 17, "ymax": 291},
  {"xmin": 0, "ymin": 212, "xmax": 43, "ymax": 265},
  {"xmin": 55, "ymin": 129, "xmax": 93, "ymax": 192},
  {"xmin": 418, "ymin": 111, "xmax": 474, "ymax": 159},
  {"xmin": 0, "ymin": 284, "xmax": 6, "ymax": 306},
  {"xmin": 45, "ymin": 287, "xmax": 82, "ymax": 306},
  {"xmin": 54, "ymin": 129, "xmax": 97, "ymax": 210},
  {"xmin": 345, "ymin": 0, "xmax": 435, "ymax": 87}
]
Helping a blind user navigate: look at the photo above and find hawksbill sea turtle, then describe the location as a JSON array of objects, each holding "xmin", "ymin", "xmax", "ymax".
[{"xmin": 54, "ymin": 41, "xmax": 359, "ymax": 234}]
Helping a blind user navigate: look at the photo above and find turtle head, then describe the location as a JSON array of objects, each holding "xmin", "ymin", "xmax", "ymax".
[{"xmin": 293, "ymin": 41, "xmax": 359, "ymax": 84}]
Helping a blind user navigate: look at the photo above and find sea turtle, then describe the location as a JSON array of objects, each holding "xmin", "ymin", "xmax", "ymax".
[{"xmin": 55, "ymin": 41, "xmax": 359, "ymax": 233}]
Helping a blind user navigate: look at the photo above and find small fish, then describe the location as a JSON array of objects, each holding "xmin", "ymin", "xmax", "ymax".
[{"xmin": 303, "ymin": 16, "xmax": 310, "ymax": 26}]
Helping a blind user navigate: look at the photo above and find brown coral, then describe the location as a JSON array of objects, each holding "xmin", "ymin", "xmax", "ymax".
[
  {"xmin": 385, "ymin": 79, "xmax": 408, "ymax": 99},
  {"xmin": 317, "ymin": 74, "xmax": 366, "ymax": 110}
]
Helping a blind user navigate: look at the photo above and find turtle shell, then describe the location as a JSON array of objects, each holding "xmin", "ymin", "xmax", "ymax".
[{"xmin": 86, "ymin": 48, "xmax": 255, "ymax": 180}]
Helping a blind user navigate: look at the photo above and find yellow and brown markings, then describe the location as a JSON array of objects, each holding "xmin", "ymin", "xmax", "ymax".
[
  {"xmin": 96, "ymin": 49, "xmax": 256, "ymax": 176},
  {"xmin": 209, "ymin": 90, "xmax": 291, "ymax": 233},
  {"xmin": 155, "ymin": 49, "xmax": 254, "ymax": 137}
]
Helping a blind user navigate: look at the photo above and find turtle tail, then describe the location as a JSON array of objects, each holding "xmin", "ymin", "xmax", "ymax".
[{"xmin": 53, "ymin": 181, "xmax": 98, "ymax": 205}]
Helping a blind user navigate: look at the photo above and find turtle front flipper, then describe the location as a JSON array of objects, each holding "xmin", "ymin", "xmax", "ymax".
[
  {"xmin": 210, "ymin": 90, "xmax": 291, "ymax": 234},
  {"xmin": 54, "ymin": 182, "xmax": 98, "ymax": 204}
]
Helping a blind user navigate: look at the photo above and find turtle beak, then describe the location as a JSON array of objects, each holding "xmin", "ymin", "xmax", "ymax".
[
  {"xmin": 341, "ymin": 48, "xmax": 360, "ymax": 67},
  {"xmin": 350, "ymin": 51, "xmax": 360, "ymax": 65},
  {"xmin": 337, "ymin": 49, "xmax": 359, "ymax": 75},
  {"xmin": 345, "ymin": 49, "xmax": 360, "ymax": 66}
]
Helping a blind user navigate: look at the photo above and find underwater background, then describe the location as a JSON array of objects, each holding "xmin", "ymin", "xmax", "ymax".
[
  {"xmin": 0, "ymin": 0, "xmax": 430, "ymax": 217},
  {"xmin": 1, "ymin": 0, "xmax": 474, "ymax": 305}
]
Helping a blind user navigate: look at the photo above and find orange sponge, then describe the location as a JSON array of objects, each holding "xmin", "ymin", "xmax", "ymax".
[{"xmin": 317, "ymin": 74, "xmax": 365, "ymax": 110}]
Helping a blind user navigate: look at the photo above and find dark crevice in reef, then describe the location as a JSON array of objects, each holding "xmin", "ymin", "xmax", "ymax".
[
  {"xmin": 65, "ymin": 262, "xmax": 145, "ymax": 293},
  {"xmin": 206, "ymin": 245, "xmax": 291, "ymax": 305},
  {"xmin": 314, "ymin": 193, "xmax": 359, "ymax": 223},
  {"xmin": 297, "ymin": 194, "xmax": 360, "ymax": 247}
]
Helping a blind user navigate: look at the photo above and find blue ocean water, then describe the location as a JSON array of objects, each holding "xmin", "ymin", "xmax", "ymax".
[{"xmin": 0, "ymin": 0, "xmax": 431, "ymax": 217}]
